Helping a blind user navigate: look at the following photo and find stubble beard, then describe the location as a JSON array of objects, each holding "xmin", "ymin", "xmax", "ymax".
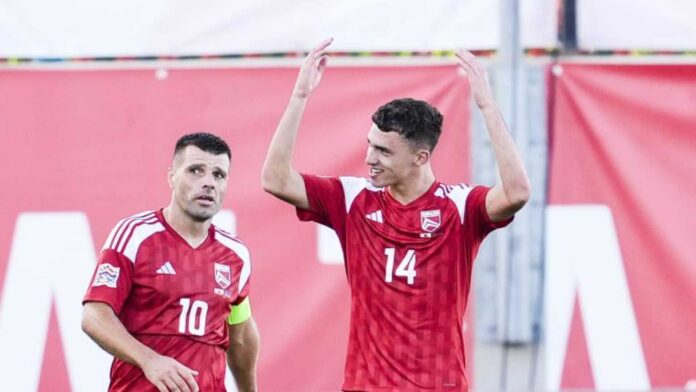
[
  {"xmin": 186, "ymin": 204, "xmax": 218, "ymax": 222},
  {"xmin": 178, "ymin": 195, "xmax": 218, "ymax": 223}
]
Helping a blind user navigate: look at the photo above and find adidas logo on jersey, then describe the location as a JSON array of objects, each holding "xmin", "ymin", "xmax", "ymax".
[
  {"xmin": 156, "ymin": 261, "xmax": 176, "ymax": 275},
  {"xmin": 365, "ymin": 210, "xmax": 383, "ymax": 223}
]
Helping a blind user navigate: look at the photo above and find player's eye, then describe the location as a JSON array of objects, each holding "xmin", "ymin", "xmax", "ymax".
[
  {"xmin": 189, "ymin": 167, "xmax": 203, "ymax": 175},
  {"xmin": 213, "ymin": 171, "xmax": 226, "ymax": 179}
]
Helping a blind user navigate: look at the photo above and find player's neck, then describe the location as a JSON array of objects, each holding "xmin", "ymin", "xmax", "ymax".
[
  {"xmin": 387, "ymin": 167, "xmax": 435, "ymax": 205},
  {"xmin": 162, "ymin": 206, "xmax": 211, "ymax": 248}
]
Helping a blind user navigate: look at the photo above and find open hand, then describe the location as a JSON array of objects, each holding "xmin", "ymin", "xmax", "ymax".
[
  {"xmin": 293, "ymin": 38, "xmax": 333, "ymax": 98},
  {"xmin": 456, "ymin": 49, "xmax": 496, "ymax": 110},
  {"xmin": 142, "ymin": 354, "xmax": 200, "ymax": 392}
]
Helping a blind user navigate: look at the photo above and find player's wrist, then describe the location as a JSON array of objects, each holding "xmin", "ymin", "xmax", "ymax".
[
  {"xmin": 133, "ymin": 346, "xmax": 159, "ymax": 369},
  {"xmin": 291, "ymin": 92, "xmax": 310, "ymax": 100},
  {"xmin": 478, "ymin": 101, "xmax": 498, "ymax": 113}
]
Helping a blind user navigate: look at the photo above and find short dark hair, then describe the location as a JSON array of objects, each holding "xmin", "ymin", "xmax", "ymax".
[
  {"xmin": 371, "ymin": 98, "xmax": 443, "ymax": 151},
  {"xmin": 174, "ymin": 132, "xmax": 231, "ymax": 159}
]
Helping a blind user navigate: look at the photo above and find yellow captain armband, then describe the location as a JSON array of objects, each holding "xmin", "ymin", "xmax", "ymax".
[{"xmin": 227, "ymin": 297, "xmax": 252, "ymax": 325}]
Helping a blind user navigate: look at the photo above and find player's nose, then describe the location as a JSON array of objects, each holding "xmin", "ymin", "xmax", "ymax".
[
  {"xmin": 365, "ymin": 148, "xmax": 378, "ymax": 165},
  {"xmin": 201, "ymin": 173, "xmax": 215, "ymax": 189}
]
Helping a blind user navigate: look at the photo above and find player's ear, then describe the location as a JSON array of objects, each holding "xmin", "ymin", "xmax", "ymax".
[
  {"xmin": 415, "ymin": 149, "xmax": 430, "ymax": 166},
  {"xmin": 167, "ymin": 167, "xmax": 174, "ymax": 189}
]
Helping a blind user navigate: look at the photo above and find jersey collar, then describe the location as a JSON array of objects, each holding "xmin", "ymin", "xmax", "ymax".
[
  {"xmin": 383, "ymin": 180, "xmax": 440, "ymax": 210},
  {"xmin": 156, "ymin": 208, "xmax": 216, "ymax": 250}
]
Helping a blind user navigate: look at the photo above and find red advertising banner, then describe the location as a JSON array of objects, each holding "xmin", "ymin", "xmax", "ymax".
[
  {"xmin": 548, "ymin": 63, "xmax": 696, "ymax": 388},
  {"xmin": 0, "ymin": 65, "xmax": 471, "ymax": 391}
]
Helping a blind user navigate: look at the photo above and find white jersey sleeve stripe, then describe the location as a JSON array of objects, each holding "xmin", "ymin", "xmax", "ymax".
[
  {"xmin": 444, "ymin": 184, "xmax": 474, "ymax": 224},
  {"xmin": 113, "ymin": 214, "xmax": 157, "ymax": 251},
  {"xmin": 121, "ymin": 222, "xmax": 165, "ymax": 262},
  {"xmin": 102, "ymin": 211, "xmax": 155, "ymax": 251},
  {"xmin": 214, "ymin": 230, "xmax": 252, "ymax": 295},
  {"xmin": 105, "ymin": 216, "xmax": 135, "ymax": 250},
  {"xmin": 110, "ymin": 211, "xmax": 155, "ymax": 249},
  {"xmin": 103, "ymin": 220, "xmax": 124, "ymax": 250},
  {"xmin": 114, "ymin": 216, "xmax": 158, "ymax": 253},
  {"xmin": 339, "ymin": 177, "xmax": 372, "ymax": 213}
]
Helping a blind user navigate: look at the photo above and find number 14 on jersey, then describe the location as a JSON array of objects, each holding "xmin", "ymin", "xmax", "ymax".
[{"xmin": 384, "ymin": 248, "xmax": 417, "ymax": 285}]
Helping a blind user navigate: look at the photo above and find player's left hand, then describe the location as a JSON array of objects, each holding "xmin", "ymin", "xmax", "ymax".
[{"xmin": 455, "ymin": 49, "xmax": 496, "ymax": 110}]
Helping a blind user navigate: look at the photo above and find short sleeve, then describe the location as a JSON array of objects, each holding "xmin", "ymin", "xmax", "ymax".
[
  {"xmin": 212, "ymin": 229, "xmax": 252, "ymax": 308},
  {"xmin": 464, "ymin": 186, "xmax": 514, "ymax": 239},
  {"xmin": 82, "ymin": 249, "xmax": 134, "ymax": 314},
  {"xmin": 295, "ymin": 174, "xmax": 348, "ymax": 230},
  {"xmin": 234, "ymin": 277, "xmax": 250, "ymax": 305}
]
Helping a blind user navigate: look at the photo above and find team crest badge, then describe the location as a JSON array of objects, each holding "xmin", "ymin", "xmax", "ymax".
[
  {"xmin": 214, "ymin": 263, "xmax": 231, "ymax": 289},
  {"xmin": 420, "ymin": 210, "xmax": 441, "ymax": 232}
]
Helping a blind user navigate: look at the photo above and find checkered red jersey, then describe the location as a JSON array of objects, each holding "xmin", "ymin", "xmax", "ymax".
[
  {"xmin": 83, "ymin": 209, "xmax": 251, "ymax": 392},
  {"xmin": 297, "ymin": 175, "xmax": 512, "ymax": 391}
]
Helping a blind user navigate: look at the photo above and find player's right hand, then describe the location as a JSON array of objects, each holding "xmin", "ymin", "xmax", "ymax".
[
  {"xmin": 142, "ymin": 354, "xmax": 200, "ymax": 392},
  {"xmin": 293, "ymin": 37, "xmax": 333, "ymax": 98}
]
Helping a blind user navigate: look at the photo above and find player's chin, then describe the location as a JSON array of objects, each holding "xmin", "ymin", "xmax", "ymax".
[
  {"xmin": 368, "ymin": 176, "xmax": 390, "ymax": 188},
  {"xmin": 187, "ymin": 205, "xmax": 219, "ymax": 222}
]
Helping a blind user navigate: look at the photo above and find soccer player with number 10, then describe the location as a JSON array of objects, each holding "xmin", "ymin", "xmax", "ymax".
[{"xmin": 82, "ymin": 133, "xmax": 259, "ymax": 392}]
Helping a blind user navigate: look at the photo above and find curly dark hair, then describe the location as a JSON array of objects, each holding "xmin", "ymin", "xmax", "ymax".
[
  {"xmin": 174, "ymin": 132, "xmax": 231, "ymax": 159},
  {"xmin": 371, "ymin": 98, "xmax": 443, "ymax": 151}
]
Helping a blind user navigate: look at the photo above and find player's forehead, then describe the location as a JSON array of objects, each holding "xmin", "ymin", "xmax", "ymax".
[
  {"xmin": 174, "ymin": 145, "xmax": 230, "ymax": 170},
  {"xmin": 367, "ymin": 124, "xmax": 408, "ymax": 150}
]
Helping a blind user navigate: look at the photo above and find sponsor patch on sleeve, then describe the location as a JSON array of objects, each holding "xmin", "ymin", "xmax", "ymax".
[{"xmin": 92, "ymin": 263, "xmax": 120, "ymax": 288}]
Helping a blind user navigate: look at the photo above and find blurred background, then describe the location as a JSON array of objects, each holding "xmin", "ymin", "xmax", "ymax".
[{"xmin": 0, "ymin": 0, "xmax": 695, "ymax": 391}]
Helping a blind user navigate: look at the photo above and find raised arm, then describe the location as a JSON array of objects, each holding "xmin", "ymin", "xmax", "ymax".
[
  {"xmin": 227, "ymin": 317, "xmax": 260, "ymax": 392},
  {"xmin": 82, "ymin": 302, "xmax": 200, "ymax": 392},
  {"xmin": 261, "ymin": 38, "xmax": 333, "ymax": 209},
  {"xmin": 456, "ymin": 50, "xmax": 532, "ymax": 222}
]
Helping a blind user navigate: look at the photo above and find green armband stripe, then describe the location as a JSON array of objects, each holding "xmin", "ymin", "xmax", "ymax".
[{"xmin": 227, "ymin": 297, "xmax": 251, "ymax": 325}]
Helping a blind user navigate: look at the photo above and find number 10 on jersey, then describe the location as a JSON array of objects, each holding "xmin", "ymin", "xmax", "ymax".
[
  {"xmin": 384, "ymin": 248, "xmax": 417, "ymax": 285},
  {"xmin": 179, "ymin": 298, "xmax": 208, "ymax": 336}
]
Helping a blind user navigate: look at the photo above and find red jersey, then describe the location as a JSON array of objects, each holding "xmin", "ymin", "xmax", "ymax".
[
  {"xmin": 83, "ymin": 209, "xmax": 251, "ymax": 392},
  {"xmin": 297, "ymin": 175, "xmax": 512, "ymax": 391}
]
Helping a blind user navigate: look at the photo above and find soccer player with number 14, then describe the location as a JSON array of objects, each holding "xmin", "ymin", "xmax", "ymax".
[{"xmin": 262, "ymin": 39, "xmax": 531, "ymax": 391}]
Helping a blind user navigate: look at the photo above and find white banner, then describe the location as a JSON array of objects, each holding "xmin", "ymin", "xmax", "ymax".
[
  {"xmin": 521, "ymin": 0, "xmax": 558, "ymax": 49},
  {"xmin": 545, "ymin": 205, "xmax": 649, "ymax": 390},
  {"xmin": 0, "ymin": 0, "xmax": 494, "ymax": 57},
  {"xmin": 0, "ymin": 0, "xmax": 559, "ymax": 57},
  {"xmin": 578, "ymin": 0, "xmax": 696, "ymax": 50}
]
